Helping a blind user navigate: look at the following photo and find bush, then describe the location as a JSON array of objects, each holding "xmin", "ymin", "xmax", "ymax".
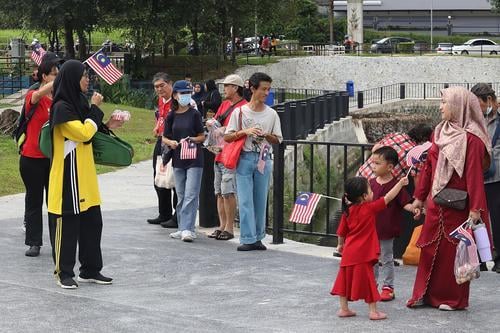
[
  {"xmin": 398, "ymin": 42, "xmax": 415, "ymax": 53},
  {"xmin": 100, "ymin": 75, "xmax": 155, "ymax": 109}
]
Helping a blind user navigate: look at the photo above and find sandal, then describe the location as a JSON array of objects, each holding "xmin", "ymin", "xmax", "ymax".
[
  {"xmin": 208, "ymin": 230, "xmax": 222, "ymax": 239},
  {"xmin": 216, "ymin": 231, "xmax": 234, "ymax": 240}
]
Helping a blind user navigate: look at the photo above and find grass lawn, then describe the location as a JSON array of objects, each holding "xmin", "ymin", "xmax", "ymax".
[
  {"xmin": 0, "ymin": 102, "xmax": 155, "ymax": 197},
  {"xmin": 0, "ymin": 29, "xmax": 126, "ymax": 47}
]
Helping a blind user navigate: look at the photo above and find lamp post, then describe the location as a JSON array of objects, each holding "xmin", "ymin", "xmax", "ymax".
[
  {"xmin": 430, "ymin": 0, "xmax": 433, "ymax": 49},
  {"xmin": 447, "ymin": 16, "xmax": 452, "ymax": 36}
]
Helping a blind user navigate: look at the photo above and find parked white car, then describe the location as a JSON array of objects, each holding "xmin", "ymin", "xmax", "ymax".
[
  {"xmin": 435, "ymin": 42, "xmax": 453, "ymax": 54},
  {"xmin": 452, "ymin": 39, "xmax": 500, "ymax": 55}
]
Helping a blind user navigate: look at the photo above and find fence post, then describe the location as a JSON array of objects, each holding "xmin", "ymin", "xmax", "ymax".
[
  {"xmin": 400, "ymin": 83, "xmax": 405, "ymax": 100},
  {"xmin": 423, "ymin": 83, "xmax": 426, "ymax": 99},
  {"xmin": 380, "ymin": 86, "xmax": 383, "ymax": 104},
  {"xmin": 272, "ymin": 142, "xmax": 285, "ymax": 244},
  {"xmin": 277, "ymin": 88, "xmax": 286, "ymax": 103},
  {"xmin": 444, "ymin": 83, "xmax": 449, "ymax": 89},
  {"xmin": 357, "ymin": 91, "xmax": 364, "ymax": 109}
]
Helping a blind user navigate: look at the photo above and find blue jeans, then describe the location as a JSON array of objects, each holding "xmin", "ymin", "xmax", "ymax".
[
  {"xmin": 236, "ymin": 151, "xmax": 272, "ymax": 244},
  {"xmin": 173, "ymin": 167, "xmax": 203, "ymax": 232}
]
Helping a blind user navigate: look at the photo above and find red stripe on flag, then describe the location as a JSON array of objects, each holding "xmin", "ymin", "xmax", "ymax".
[
  {"xmin": 87, "ymin": 57, "xmax": 123, "ymax": 85},
  {"xmin": 289, "ymin": 193, "xmax": 321, "ymax": 224}
]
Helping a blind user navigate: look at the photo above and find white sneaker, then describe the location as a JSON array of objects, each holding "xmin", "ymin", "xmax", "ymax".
[
  {"xmin": 181, "ymin": 230, "xmax": 193, "ymax": 242},
  {"xmin": 170, "ymin": 230, "xmax": 182, "ymax": 239}
]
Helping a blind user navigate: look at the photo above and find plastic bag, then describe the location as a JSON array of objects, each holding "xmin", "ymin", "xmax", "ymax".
[
  {"xmin": 204, "ymin": 119, "xmax": 226, "ymax": 154},
  {"xmin": 453, "ymin": 226, "xmax": 480, "ymax": 285}
]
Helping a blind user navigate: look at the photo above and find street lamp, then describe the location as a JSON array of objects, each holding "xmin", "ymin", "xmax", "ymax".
[{"xmin": 447, "ymin": 16, "xmax": 452, "ymax": 36}]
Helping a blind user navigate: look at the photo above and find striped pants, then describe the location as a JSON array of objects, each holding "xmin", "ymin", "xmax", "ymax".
[{"xmin": 49, "ymin": 206, "xmax": 104, "ymax": 280}]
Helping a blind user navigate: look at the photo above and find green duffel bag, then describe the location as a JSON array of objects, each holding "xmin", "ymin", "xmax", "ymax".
[{"xmin": 39, "ymin": 122, "xmax": 134, "ymax": 167}]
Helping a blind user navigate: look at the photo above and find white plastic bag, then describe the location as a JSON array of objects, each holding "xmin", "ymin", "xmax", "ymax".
[
  {"xmin": 453, "ymin": 226, "xmax": 480, "ymax": 285},
  {"xmin": 154, "ymin": 156, "xmax": 175, "ymax": 189}
]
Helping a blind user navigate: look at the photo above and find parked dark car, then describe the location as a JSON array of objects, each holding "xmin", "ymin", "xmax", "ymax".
[{"xmin": 370, "ymin": 37, "xmax": 414, "ymax": 53}]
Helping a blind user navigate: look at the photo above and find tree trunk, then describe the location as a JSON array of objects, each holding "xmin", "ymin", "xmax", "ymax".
[
  {"xmin": 64, "ymin": 17, "xmax": 75, "ymax": 59},
  {"xmin": 329, "ymin": 0, "xmax": 334, "ymax": 44},
  {"xmin": 77, "ymin": 29, "xmax": 87, "ymax": 60},
  {"xmin": 190, "ymin": 16, "xmax": 199, "ymax": 56}
]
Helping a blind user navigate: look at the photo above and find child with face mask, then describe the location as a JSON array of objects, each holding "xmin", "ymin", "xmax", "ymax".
[{"xmin": 162, "ymin": 80, "xmax": 205, "ymax": 242}]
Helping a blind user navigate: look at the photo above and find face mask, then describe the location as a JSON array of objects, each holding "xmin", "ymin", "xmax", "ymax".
[
  {"xmin": 178, "ymin": 94, "xmax": 191, "ymax": 106},
  {"xmin": 486, "ymin": 105, "xmax": 493, "ymax": 116}
]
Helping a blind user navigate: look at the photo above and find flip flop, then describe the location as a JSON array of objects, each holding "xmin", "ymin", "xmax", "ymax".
[
  {"xmin": 369, "ymin": 311, "xmax": 387, "ymax": 320},
  {"xmin": 337, "ymin": 309, "xmax": 356, "ymax": 318},
  {"xmin": 208, "ymin": 230, "xmax": 222, "ymax": 239},
  {"xmin": 216, "ymin": 231, "xmax": 234, "ymax": 240}
]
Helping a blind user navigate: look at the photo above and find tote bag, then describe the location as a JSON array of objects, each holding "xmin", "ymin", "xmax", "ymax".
[
  {"xmin": 220, "ymin": 108, "xmax": 245, "ymax": 170},
  {"xmin": 154, "ymin": 156, "xmax": 175, "ymax": 189},
  {"xmin": 402, "ymin": 225, "xmax": 422, "ymax": 266}
]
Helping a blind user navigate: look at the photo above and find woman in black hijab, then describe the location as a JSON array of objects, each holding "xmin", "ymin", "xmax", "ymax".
[
  {"xmin": 191, "ymin": 82, "xmax": 206, "ymax": 115},
  {"xmin": 202, "ymin": 79, "xmax": 222, "ymax": 118},
  {"xmin": 47, "ymin": 60, "xmax": 112, "ymax": 289}
]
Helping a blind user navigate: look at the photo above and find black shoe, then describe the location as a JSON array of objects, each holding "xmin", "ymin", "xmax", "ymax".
[
  {"xmin": 237, "ymin": 243, "xmax": 259, "ymax": 251},
  {"xmin": 147, "ymin": 215, "xmax": 168, "ymax": 224},
  {"xmin": 58, "ymin": 277, "xmax": 78, "ymax": 289},
  {"xmin": 479, "ymin": 262, "xmax": 488, "ymax": 271},
  {"xmin": 25, "ymin": 245, "xmax": 40, "ymax": 257},
  {"xmin": 160, "ymin": 219, "xmax": 178, "ymax": 228},
  {"xmin": 254, "ymin": 240, "xmax": 267, "ymax": 250},
  {"xmin": 78, "ymin": 272, "xmax": 113, "ymax": 285}
]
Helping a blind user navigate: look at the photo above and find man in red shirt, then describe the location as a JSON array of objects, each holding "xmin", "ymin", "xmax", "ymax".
[
  {"xmin": 207, "ymin": 74, "xmax": 246, "ymax": 240},
  {"xmin": 147, "ymin": 72, "xmax": 178, "ymax": 227}
]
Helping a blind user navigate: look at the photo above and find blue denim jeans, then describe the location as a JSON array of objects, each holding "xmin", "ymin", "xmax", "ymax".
[
  {"xmin": 173, "ymin": 167, "xmax": 203, "ymax": 232},
  {"xmin": 236, "ymin": 151, "xmax": 272, "ymax": 244}
]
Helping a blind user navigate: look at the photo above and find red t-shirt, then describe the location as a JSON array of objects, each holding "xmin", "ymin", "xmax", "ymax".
[
  {"xmin": 156, "ymin": 97, "xmax": 172, "ymax": 136},
  {"xmin": 214, "ymin": 98, "xmax": 247, "ymax": 163},
  {"xmin": 21, "ymin": 90, "xmax": 51, "ymax": 158},
  {"xmin": 370, "ymin": 177, "xmax": 411, "ymax": 240},
  {"xmin": 337, "ymin": 197, "xmax": 386, "ymax": 267}
]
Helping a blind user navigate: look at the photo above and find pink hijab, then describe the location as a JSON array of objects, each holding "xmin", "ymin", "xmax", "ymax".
[{"xmin": 432, "ymin": 86, "xmax": 492, "ymax": 197}]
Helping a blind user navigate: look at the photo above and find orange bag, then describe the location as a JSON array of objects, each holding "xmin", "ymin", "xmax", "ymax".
[{"xmin": 402, "ymin": 225, "xmax": 422, "ymax": 266}]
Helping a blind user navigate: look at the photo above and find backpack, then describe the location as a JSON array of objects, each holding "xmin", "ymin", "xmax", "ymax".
[{"xmin": 12, "ymin": 100, "xmax": 39, "ymax": 153}]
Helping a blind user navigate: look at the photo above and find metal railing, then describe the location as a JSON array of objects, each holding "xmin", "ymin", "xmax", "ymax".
[
  {"xmin": 351, "ymin": 82, "xmax": 500, "ymax": 109},
  {"xmin": 269, "ymin": 140, "xmax": 373, "ymax": 244},
  {"xmin": 0, "ymin": 56, "xmax": 33, "ymax": 100}
]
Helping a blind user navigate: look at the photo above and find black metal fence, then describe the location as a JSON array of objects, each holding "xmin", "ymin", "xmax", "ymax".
[
  {"xmin": 0, "ymin": 57, "xmax": 33, "ymax": 100},
  {"xmin": 352, "ymin": 82, "xmax": 500, "ymax": 109},
  {"xmin": 269, "ymin": 140, "xmax": 373, "ymax": 245}
]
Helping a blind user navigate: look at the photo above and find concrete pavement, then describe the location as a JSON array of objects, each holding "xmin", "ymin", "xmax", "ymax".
[{"xmin": 0, "ymin": 161, "xmax": 499, "ymax": 332}]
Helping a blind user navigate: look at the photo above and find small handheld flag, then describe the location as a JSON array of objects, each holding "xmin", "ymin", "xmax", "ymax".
[
  {"xmin": 180, "ymin": 138, "xmax": 197, "ymax": 160},
  {"xmin": 31, "ymin": 42, "xmax": 46, "ymax": 65},
  {"xmin": 405, "ymin": 141, "xmax": 432, "ymax": 176},
  {"xmin": 289, "ymin": 192, "xmax": 322, "ymax": 224},
  {"xmin": 257, "ymin": 144, "xmax": 270, "ymax": 174},
  {"xmin": 85, "ymin": 49, "xmax": 123, "ymax": 85}
]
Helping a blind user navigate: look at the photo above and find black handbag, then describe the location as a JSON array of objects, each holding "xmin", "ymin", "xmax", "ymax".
[{"xmin": 434, "ymin": 188, "xmax": 468, "ymax": 210}]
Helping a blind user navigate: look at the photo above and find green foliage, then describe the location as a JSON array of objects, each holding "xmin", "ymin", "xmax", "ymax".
[
  {"xmin": 100, "ymin": 75, "xmax": 155, "ymax": 110},
  {"xmin": 398, "ymin": 42, "xmax": 415, "ymax": 53}
]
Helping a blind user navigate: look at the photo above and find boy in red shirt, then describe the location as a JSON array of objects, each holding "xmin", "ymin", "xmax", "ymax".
[{"xmin": 370, "ymin": 146, "xmax": 414, "ymax": 301}]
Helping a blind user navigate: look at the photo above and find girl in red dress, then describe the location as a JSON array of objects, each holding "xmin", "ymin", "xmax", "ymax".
[
  {"xmin": 331, "ymin": 176, "xmax": 410, "ymax": 320},
  {"xmin": 407, "ymin": 87, "xmax": 492, "ymax": 311}
]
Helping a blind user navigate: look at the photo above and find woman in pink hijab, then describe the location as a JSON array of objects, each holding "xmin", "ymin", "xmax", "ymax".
[{"xmin": 407, "ymin": 86, "xmax": 492, "ymax": 311}]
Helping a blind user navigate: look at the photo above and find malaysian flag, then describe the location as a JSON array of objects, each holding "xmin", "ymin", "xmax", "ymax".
[
  {"xmin": 257, "ymin": 144, "xmax": 270, "ymax": 174},
  {"xmin": 180, "ymin": 139, "xmax": 197, "ymax": 160},
  {"xmin": 289, "ymin": 192, "xmax": 322, "ymax": 224},
  {"xmin": 31, "ymin": 42, "xmax": 46, "ymax": 65},
  {"xmin": 85, "ymin": 49, "xmax": 123, "ymax": 85},
  {"xmin": 406, "ymin": 141, "xmax": 432, "ymax": 167}
]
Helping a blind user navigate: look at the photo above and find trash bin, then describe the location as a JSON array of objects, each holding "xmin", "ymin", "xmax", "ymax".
[
  {"xmin": 198, "ymin": 149, "xmax": 219, "ymax": 227},
  {"xmin": 265, "ymin": 89, "xmax": 275, "ymax": 106},
  {"xmin": 346, "ymin": 80, "xmax": 354, "ymax": 97}
]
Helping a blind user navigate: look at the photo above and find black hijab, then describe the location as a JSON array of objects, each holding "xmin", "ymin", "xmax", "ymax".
[
  {"xmin": 191, "ymin": 82, "xmax": 206, "ymax": 103},
  {"xmin": 50, "ymin": 60, "xmax": 89, "ymax": 129}
]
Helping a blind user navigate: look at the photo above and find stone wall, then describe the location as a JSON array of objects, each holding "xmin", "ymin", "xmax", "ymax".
[{"xmin": 235, "ymin": 56, "xmax": 500, "ymax": 92}]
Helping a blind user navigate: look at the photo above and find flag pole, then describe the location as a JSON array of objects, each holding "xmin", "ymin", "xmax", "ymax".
[
  {"xmin": 83, "ymin": 46, "xmax": 105, "ymax": 64},
  {"xmin": 406, "ymin": 165, "xmax": 414, "ymax": 177},
  {"xmin": 320, "ymin": 195, "xmax": 342, "ymax": 201}
]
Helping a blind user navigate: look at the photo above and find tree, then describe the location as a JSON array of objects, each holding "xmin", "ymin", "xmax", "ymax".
[{"xmin": 491, "ymin": 0, "xmax": 500, "ymax": 13}]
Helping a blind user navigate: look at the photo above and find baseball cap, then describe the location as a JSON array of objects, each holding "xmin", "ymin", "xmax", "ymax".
[
  {"xmin": 172, "ymin": 80, "xmax": 193, "ymax": 93},
  {"xmin": 221, "ymin": 74, "xmax": 244, "ymax": 88}
]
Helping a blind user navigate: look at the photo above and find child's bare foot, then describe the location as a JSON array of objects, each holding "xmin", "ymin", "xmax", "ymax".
[
  {"xmin": 337, "ymin": 309, "xmax": 356, "ymax": 317},
  {"xmin": 369, "ymin": 311, "xmax": 387, "ymax": 320}
]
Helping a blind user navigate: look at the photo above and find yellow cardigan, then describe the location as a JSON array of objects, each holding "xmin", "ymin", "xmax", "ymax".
[{"xmin": 48, "ymin": 119, "xmax": 101, "ymax": 215}]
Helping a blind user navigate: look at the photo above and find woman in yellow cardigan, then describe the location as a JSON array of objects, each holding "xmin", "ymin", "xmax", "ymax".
[{"xmin": 48, "ymin": 60, "xmax": 113, "ymax": 289}]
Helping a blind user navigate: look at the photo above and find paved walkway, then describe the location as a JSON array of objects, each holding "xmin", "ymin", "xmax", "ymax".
[{"xmin": 0, "ymin": 161, "xmax": 498, "ymax": 332}]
